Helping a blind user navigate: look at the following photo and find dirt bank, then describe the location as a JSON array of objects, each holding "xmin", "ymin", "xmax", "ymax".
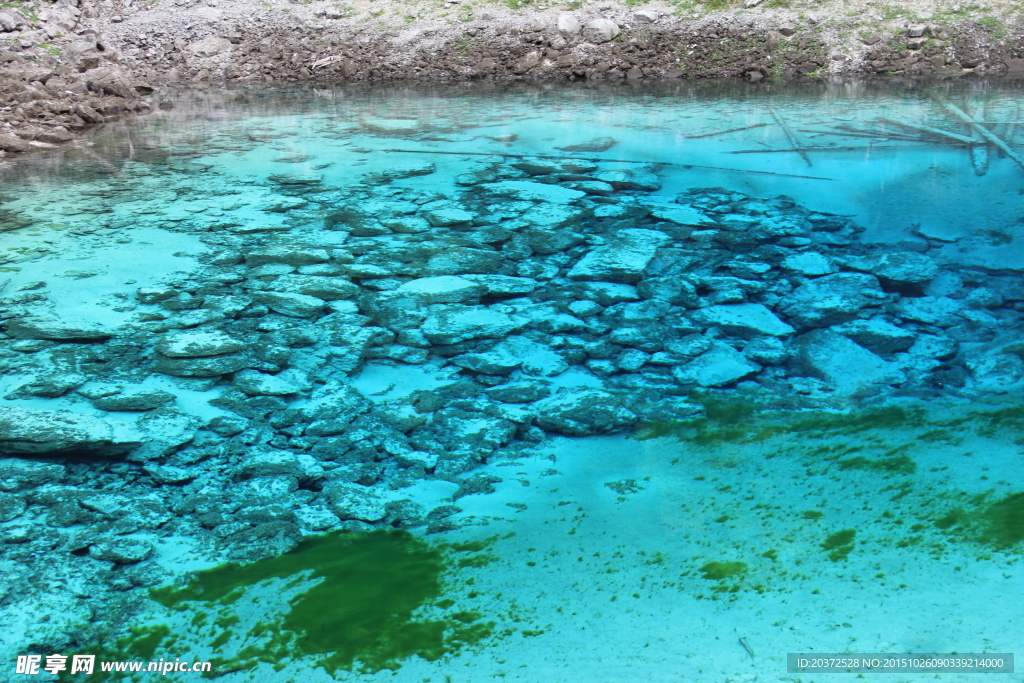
[{"xmin": 3, "ymin": 0, "xmax": 1024, "ymax": 156}]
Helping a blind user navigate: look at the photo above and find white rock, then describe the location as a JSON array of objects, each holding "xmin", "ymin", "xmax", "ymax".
[
  {"xmin": 583, "ymin": 17, "xmax": 620, "ymax": 44},
  {"xmin": 691, "ymin": 303, "xmax": 795, "ymax": 337},
  {"xmin": 556, "ymin": 13, "xmax": 581, "ymax": 37},
  {"xmin": 189, "ymin": 36, "xmax": 232, "ymax": 57},
  {"xmin": 234, "ymin": 369, "xmax": 301, "ymax": 396},
  {"xmin": 672, "ymin": 341, "xmax": 762, "ymax": 387},
  {"xmin": 396, "ymin": 276, "xmax": 484, "ymax": 304}
]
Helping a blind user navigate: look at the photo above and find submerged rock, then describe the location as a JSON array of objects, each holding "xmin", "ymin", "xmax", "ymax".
[
  {"xmin": 672, "ymin": 341, "xmax": 762, "ymax": 387},
  {"xmin": 93, "ymin": 390, "xmax": 176, "ymax": 412},
  {"xmin": 421, "ymin": 305, "xmax": 522, "ymax": 344},
  {"xmin": 233, "ymin": 369, "xmax": 301, "ymax": 396},
  {"xmin": 780, "ymin": 272, "xmax": 885, "ymax": 327},
  {"xmin": 534, "ymin": 389, "xmax": 636, "ymax": 436},
  {"xmin": 568, "ymin": 229, "xmax": 669, "ymax": 283},
  {"xmin": 794, "ymin": 329, "xmax": 906, "ymax": 396},
  {"xmin": 156, "ymin": 330, "xmax": 246, "ymax": 357},
  {"xmin": 0, "ymin": 407, "xmax": 141, "ymax": 456},
  {"xmin": 5, "ymin": 318, "xmax": 113, "ymax": 341},
  {"xmin": 691, "ymin": 303, "xmax": 795, "ymax": 338},
  {"xmin": 153, "ymin": 354, "xmax": 252, "ymax": 377}
]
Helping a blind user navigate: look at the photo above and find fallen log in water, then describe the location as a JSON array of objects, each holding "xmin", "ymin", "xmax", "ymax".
[
  {"xmin": 931, "ymin": 93, "xmax": 1024, "ymax": 172},
  {"xmin": 382, "ymin": 148, "xmax": 835, "ymax": 180},
  {"xmin": 878, "ymin": 117, "xmax": 976, "ymax": 145}
]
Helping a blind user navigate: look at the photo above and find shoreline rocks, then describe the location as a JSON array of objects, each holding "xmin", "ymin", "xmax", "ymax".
[{"xmin": 4, "ymin": 0, "xmax": 1024, "ymax": 156}]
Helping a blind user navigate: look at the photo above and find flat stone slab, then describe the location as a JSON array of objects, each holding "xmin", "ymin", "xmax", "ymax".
[
  {"xmin": 421, "ymin": 305, "xmax": 523, "ymax": 344},
  {"xmin": 156, "ymin": 330, "xmax": 246, "ymax": 358},
  {"xmin": 5, "ymin": 318, "xmax": 113, "ymax": 341},
  {"xmin": 534, "ymin": 389, "xmax": 636, "ymax": 436},
  {"xmin": 646, "ymin": 203, "xmax": 714, "ymax": 226},
  {"xmin": 482, "ymin": 180, "xmax": 586, "ymax": 204},
  {"xmin": 795, "ymin": 329, "xmax": 906, "ymax": 396},
  {"xmin": 780, "ymin": 272, "xmax": 884, "ymax": 327},
  {"xmin": 568, "ymin": 229, "xmax": 669, "ymax": 283},
  {"xmin": 396, "ymin": 276, "xmax": 484, "ymax": 304},
  {"xmin": 0, "ymin": 406, "xmax": 141, "ymax": 456},
  {"xmin": 672, "ymin": 341, "xmax": 762, "ymax": 387},
  {"xmin": 691, "ymin": 303, "xmax": 795, "ymax": 337}
]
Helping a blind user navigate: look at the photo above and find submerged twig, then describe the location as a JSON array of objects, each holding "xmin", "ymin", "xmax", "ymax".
[
  {"xmin": 729, "ymin": 145, "xmax": 930, "ymax": 154},
  {"xmin": 798, "ymin": 128, "xmax": 929, "ymax": 143},
  {"xmin": 769, "ymin": 106, "xmax": 812, "ymax": 167},
  {"xmin": 684, "ymin": 123, "xmax": 769, "ymax": 139},
  {"xmin": 739, "ymin": 637, "xmax": 755, "ymax": 661},
  {"xmin": 382, "ymin": 148, "xmax": 835, "ymax": 180}
]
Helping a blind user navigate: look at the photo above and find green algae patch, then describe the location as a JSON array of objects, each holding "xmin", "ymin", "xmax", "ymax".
[
  {"xmin": 983, "ymin": 492, "xmax": 1024, "ymax": 549},
  {"xmin": 822, "ymin": 529, "xmax": 856, "ymax": 561},
  {"xmin": 698, "ymin": 561, "xmax": 748, "ymax": 580},
  {"xmin": 837, "ymin": 454, "xmax": 917, "ymax": 475},
  {"xmin": 636, "ymin": 404, "xmax": 926, "ymax": 447},
  {"xmin": 148, "ymin": 529, "xmax": 487, "ymax": 676}
]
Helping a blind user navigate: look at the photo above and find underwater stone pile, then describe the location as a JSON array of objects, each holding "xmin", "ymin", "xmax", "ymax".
[{"xmin": 1, "ymin": 143, "xmax": 1024, "ymax": 658}]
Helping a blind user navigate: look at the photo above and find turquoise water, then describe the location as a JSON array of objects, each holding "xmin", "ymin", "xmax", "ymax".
[{"xmin": 1, "ymin": 80, "xmax": 1023, "ymax": 682}]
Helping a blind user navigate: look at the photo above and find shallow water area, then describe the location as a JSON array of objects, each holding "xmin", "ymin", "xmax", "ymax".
[{"xmin": 1, "ymin": 79, "xmax": 1023, "ymax": 683}]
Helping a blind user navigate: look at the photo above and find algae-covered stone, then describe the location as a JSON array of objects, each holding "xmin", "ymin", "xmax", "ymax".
[
  {"xmin": 258, "ymin": 291, "xmax": 327, "ymax": 317},
  {"xmin": 967, "ymin": 353, "xmax": 1024, "ymax": 392},
  {"xmin": 672, "ymin": 341, "xmax": 762, "ymax": 387},
  {"xmin": 421, "ymin": 306, "xmax": 522, "ymax": 344},
  {"xmin": 568, "ymin": 229, "xmax": 669, "ymax": 283},
  {"xmin": 781, "ymin": 252, "xmax": 838, "ymax": 276},
  {"xmin": 780, "ymin": 272, "xmax": 885, "ymax": 327},
  {"xmin": 0, "ymin": 492, "xmax": 27, "ymax": 522},
  {"xmin": 534, "ymin": 389, "xmax": 636, "ymax": 436},
  {"xmin": 0, "ymin": 458, "xmax": 66, "ymax": 492},
  {"xmin": 156, "ymin": 330, "xmax": 245, "ymax": 357},
  {"xmin": 236, "ymin": 449, "xmax": 324, "ymax": 481},
  {"xmin": 893, "ymin": 296, "xmax": 963, "ymax": 327},
  {"xmin": 234, "ymin": 369, "xmax": 301, "ymax": 396},
  {"xmin": 869, "ymin": 252, "xmax": 939, "ymax": 285},
  {"xmin": 832, "ymin": 318, "xmax": 916, "ymax": 354},
  {"xmin": 691, "ymin": 303, "xmax": 795, "ymax": 338},
  {"xmin": 424, "ymin": 207, "xmax": 475, "ymax": 227},
  {"xmin": 396, "ymin": 276, "xmax": 484, "ymax": 305},
  {"xmin": 794, "ymin": 329, "xmax": 906, "ymax": 396},
  {"xmin": 5, "ymin": 318, "xmax": 113, "ymax": 341},
  {"xmin": 482, "ymin": 180, "xmax": 586, "ymax": 204},
  {"xmin": 268, "ymin": 274, "xmax": 359, "ymax": 301},
  {"xmin": 153, "ymin": 354, "xmax": 251, "ymax": 377},
  {"xmin": 245, "ymin": 245, "xmax": 330, "ymax": 268},
  {"xmin": 93, "ymin": 390, "xmax": 176, "ymax": 412},
  {"xmin": 89, "ymin": 538, "xmax": 154, "ymax": 564},
  {"xmin": 324, "ymin": 482, "xmax": 390, "ymax": 522},
  {"xmin": 0, "ymin": 407, "xmax": 141, "ymax": 456}
]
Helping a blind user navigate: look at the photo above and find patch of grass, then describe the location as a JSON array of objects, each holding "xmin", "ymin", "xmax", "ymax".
[{"xmin": 977, "ymin": 15, "xmax": 1006, "ymax": 38}]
